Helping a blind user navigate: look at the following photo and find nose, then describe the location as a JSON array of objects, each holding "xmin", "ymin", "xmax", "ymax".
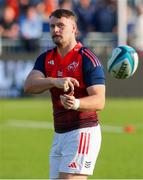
[{"xmin": 53, "ymin": 26, "xmax": 60, "ymax": 34}]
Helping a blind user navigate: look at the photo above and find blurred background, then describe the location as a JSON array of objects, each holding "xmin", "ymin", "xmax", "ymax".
[
  {"xmin": 1, "ymin": 0, "xmax": 143, "ymax": 179},
  {"xmin": 0, "ymin": 0, "xmax": 143, "ymax": 97}
]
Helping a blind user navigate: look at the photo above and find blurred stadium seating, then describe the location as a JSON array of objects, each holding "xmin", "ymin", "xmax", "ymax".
[
  {"xmin": 0, "ymin": 30, "xmax": 143, "ymax": 98},
  {"xmin": 0, "ymin": 0, "xmax": 143, "ymax": 98},
  {"xmin": 0, "ymin": 32, "xmax": 118, "ymax": 97}
]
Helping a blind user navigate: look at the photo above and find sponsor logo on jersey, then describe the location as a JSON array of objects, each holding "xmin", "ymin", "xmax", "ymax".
[
  {"xmin": 57, "ymin": 70, "xmax": 63, "ymax": 77},
  {"xmin": 67, "ymin": 61, "xmax": 79, "ymax": 72}
]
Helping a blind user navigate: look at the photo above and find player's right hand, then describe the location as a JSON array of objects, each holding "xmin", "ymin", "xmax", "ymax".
[{"xmin": 54, "ymin": 77, "xmax": 79, "ymax": 93}]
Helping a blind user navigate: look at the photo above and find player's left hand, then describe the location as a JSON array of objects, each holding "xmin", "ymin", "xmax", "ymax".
[{"xmin": 60, "ymin": 94, "xmax": 75, "ymax": 110}]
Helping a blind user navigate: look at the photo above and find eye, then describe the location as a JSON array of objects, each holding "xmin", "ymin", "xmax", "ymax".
[{"xmin": 58, "ymin": 23, "xmax": 64, "ymax": 28}]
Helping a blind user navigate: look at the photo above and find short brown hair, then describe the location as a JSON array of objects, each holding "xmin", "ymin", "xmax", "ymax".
[{"xmin": 49, "ymin": 9, "xmax": 77, "ymax": 23}]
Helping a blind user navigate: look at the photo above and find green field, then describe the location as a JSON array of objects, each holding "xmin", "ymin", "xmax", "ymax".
[{"xmin": 0, "ymin": 98, "xmax": 143, "ymax": 179}]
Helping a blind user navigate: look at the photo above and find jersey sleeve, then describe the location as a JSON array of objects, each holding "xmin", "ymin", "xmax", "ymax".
[
  {"xmin": 81, "ymin": 48, "xmax": 105, "ymax": 87},
  {"xmin": 33, "ymin": 52, "xmax": 46, "ymax": 76}
]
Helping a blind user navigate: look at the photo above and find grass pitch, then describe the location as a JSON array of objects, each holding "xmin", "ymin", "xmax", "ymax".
[{"xmin": 0, "ymin": 98, "xmax": 143, "ymax": 179}]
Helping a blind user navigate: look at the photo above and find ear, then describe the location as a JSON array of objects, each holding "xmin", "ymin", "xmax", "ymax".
[{"xmin": 72, "ymin": 23, "xmax": 77, "ymax": 34}]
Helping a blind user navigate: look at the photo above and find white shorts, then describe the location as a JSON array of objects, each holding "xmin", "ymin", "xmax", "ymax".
[{"xmin": 49, "ymin": 125, "xmax": 101, "ymax": 179}]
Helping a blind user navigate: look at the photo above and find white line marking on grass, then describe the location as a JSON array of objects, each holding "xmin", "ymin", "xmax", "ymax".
[
  {"xmin": 1, "ymin": 120, "xmax": 125, "ymax": 133},
  {"xmin": 4, "ymin": 120, "xmax": 53, "ymax": 129},
  {"xmin": 101, "ymin": 125, "xmax": 123, "ymax": 133}
]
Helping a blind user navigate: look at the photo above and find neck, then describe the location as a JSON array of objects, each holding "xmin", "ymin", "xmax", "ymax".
[{"xmin": 57, "ymin": 39, "xmax": 77, "ymax": 57}]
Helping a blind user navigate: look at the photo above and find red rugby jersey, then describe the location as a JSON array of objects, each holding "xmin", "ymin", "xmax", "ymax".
[{"xmin": 33, "ymin": 42, "xmax": 105, "ymax": 133}]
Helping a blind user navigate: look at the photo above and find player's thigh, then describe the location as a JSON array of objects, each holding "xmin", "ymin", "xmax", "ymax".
[
  {"xmin": 49, "ymin": 133, "xmax": 61, "ymax": 179},
  {"xmin": 50, "ymin": 155, "xmax": 61, "ymax": 179},
  {"xmin": 59, "ymin": 172, "xmax": 88, "ymax": 179}
]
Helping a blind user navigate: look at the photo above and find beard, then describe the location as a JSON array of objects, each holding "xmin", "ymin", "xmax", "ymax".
[{"xmin": 52, "ymin": 35, "xmax": 63, "ymax": 47}]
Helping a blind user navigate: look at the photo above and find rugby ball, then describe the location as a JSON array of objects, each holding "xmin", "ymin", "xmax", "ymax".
[{"xmin": 107, "ymin": 45, "xmax": 138, "ymax": 79}]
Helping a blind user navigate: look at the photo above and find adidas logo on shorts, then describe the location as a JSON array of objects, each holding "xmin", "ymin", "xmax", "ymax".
[{"xmin": 68, "ymin": 162, "xmax": 77, "ymax": 169}]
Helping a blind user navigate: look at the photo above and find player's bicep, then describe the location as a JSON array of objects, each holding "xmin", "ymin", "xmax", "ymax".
[
  {"xmin": 87, "ymin": 84, "xmax": 106, "ymax": 110},
  {"xmin": 24, "ymin": 70, "xmax": 45, "ymax": 92},
  {"xmin": 87, "ymin": 84, "xmax": 105, "ymax": 96},
  {"xmin": 26, "ymin": 70, "xmax": 45, "ymax": 80}
]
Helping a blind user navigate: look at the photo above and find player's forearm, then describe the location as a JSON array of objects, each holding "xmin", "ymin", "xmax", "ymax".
[
  {"xmin": 78, "ymin": 95, "xmax": 105, "ymax": 111},
  {"xmin": 61, "ymin": 94, "xmax": 105, "ymax": 112},
  {"xmin": 24, "ymin": 77, "xmax": 56, "ymax": 94}
]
